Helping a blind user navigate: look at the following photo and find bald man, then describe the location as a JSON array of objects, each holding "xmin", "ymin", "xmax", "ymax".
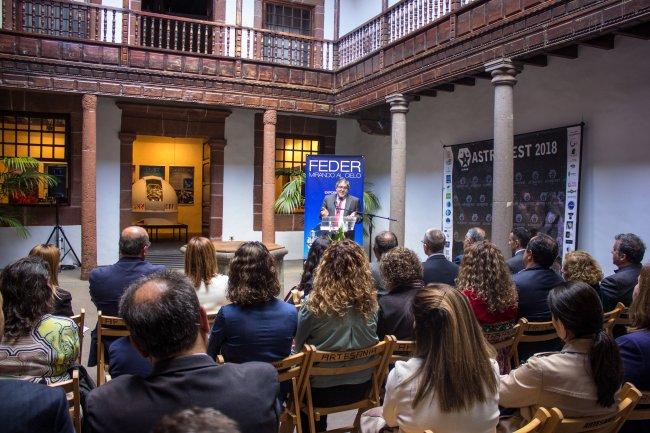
[
  {"xmin": 87, "ymin": 226, "xmax": 165, "ymax": 366},
  {"xmin": 422, "ymin": 228, "xmax": 459, "ymax": 286}
]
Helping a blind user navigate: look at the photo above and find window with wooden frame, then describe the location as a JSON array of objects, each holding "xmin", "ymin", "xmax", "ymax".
[
  {"xmin": 0, "ymin": 112, "xmax": 70, "ymax": 204},
  {"xmin": 275, "ymin": 136, "xmax": 320, "ymax": 212},
  {"xmin": 262, "ymin": 2, "xmax": 313, "ymax": 67}
]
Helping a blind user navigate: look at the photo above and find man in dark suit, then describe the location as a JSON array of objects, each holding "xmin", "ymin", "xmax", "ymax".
[
  {"xmin": 0, "ymin": 292, "xmax": 74, "ymax": 433},
  {"xmin": 506, "ymin": 227, "xmax": 532, "ymax": 274},
  {"xmin": 84, "ymin": 270, "xmax": 279, "ymax": 433},
  {"xmin": 514, "ymin": 233, "xmax": 564, "ymax": 322},
  {"xmin": 453, "ymin": 226, "xmax": 486, "ymax": 265},
  {"xmin": 87, "ymin": 226, "xmax": 165, "ymax": 366},
  {"xmin": 371, "ymin": 231, "xmax": 398, "ymax": 296},
  {"xmin": 422, "ymin": 229, "xmax": 459, "ymax": 286},
  {"xmin": 600, "ymin": 233, "xmax": 645, "ymax": 311},
  {"xmin": 320, "ymin": 178, "xmax": 360, "ymax": 225}
]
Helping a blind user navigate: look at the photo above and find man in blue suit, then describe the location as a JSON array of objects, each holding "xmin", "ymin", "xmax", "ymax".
[
  {"xmin": 88, "ymin": 226, "xmax": 165, "ymax": 366},
  {"xmin": 0, "ymin": 292, "xmax": 74, "ymax": 433}
]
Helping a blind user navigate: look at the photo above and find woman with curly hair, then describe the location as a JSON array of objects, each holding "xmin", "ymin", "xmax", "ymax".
[
  {"xmin": 206, "ymin": 241, "xmax": 297, "ymax": 363},
  {"xmin": 184, "ymin": 236, "xmax": 229, "ymax": 313},
  {"xmin": 294, "ymin": 239, "xmax": 379, "ymax": 432},
  {"xmin": 561, "ymin": 250, "xmax": 604, "ymax": 295},
  {"xmin": 29, "ymin": 244, "xmax": 74, "ymax": 317},
  {"xmin": 376, "ymin": 247, "xmax": 423, "ymax": 340},
  {"xmin": 0, "ymin": 256, "xmax": 79, "ymax": 384},
  {"xmin": 456, "ymin": 241, "xmax": 517, "ymax": 372}
]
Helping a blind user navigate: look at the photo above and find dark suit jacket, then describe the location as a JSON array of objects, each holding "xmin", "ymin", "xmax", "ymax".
[
  {"xmin": 453, "ymin": 253, "xmax": 463, "ymax": 266},
  {"xmin": 84, "ymin": 354, "xmax": 279, "ymax": 433},
  {"xmin": 422, "ymin": 254, "xmax": 459, "ymax": 286},
  {"xmin": 506, "ymin": 250, "xmax": 525, "ymax": 274},
  {"xmin": 108, "ymin": 336, "xmax": 153, "ymax": 378},
  {"xmin": 371, "ymin": 261, "xmax": 388, "ymax": 296},
  {"xmin": 87, "ymin": 257, "xmax": 165, "ymax": 366},
  {"xmin": 321, "ymin": 193, "xmax": 360, "ymax": 218},
  {"xmin": 0, "ymin": 380, "xmax": 74, "ymax": 433},
  {"xmin": 600, "ymin": 264, "xmax": 642, "ymax": 311},
  {"xmin": 207, "ymin": 299, "xmax": 297, "ymax": 363},
  {"xmin": 377, "ymin": 283, "xmax": 422, "ymax": 340},
  {"xmin": 514, "ymin": 266, "xmax": 564, "ymax": 322}
]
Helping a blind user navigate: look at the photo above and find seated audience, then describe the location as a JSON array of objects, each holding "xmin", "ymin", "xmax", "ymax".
[
  {"xmin": 0, "ymin": 257, "xmax": 79, "ymax": 384},
  {"xmin": 154, "ymin": 407, "xmax": 241, "ymax": 433},
  {"xmin": 457, "ymin": 241, "xmax": 518, "ymax": 373},
  {"xmin": 184, "ymin": 236, "xmax": 229, "ymax": 313},
  {"xmin": 207, "ymin": 241, "xmax": 297, "ymax": 363},
  {"xmin": 293, "ymin": 239, "xmax": 379, "ymax": 432},
  {"xmin": 296, "ymin": 236, "xmax": 331, "ymax": 297},
  {"xmin": 376, "ymin": 247, "xmax": 423, "ymax": 340},
  {"xmin": 84, "ymin": 270, "xmax": 279, "ymax": 433},
  {"xmin": 421, "ymin": 228, "xmax": 459, "ymax": 286},
  {"xmin": 562, "ymin": 250, "xmax": 604, "ymax": 296},
  {"xmin": 506, "ymin": 227, "xmax": 531, "ymax": 274},
  {"xmin": 0, "ymin": 291, "xmax": 75, "ymax": 433},
  {"xmin": 500, "ymin": 281, "xmax": 623, "ymax": 425},
  {"xmin": 601, "ymin": 233, "xmax": 645, "ymax": 311},
  {"xmin": 29, "ymin": 244, "xmax": 73, "ymax": 317},
  {"xmin": 88, "ymin": 226, "xmax": 164, "ymax": 367},
  {"xmin": 107, "ymin": 336, "xmax": 153, "ymax": 378},
  {"xmin": 361, "ymin": 284, "xmax": 499, "ymax": 433},
  {"xmin": 371, "ymin": 231, "xmax": 398, "ymax": 296},
  {"xmin": 453, "ymin": 226, "xmax": 486, "ymax": 265},
  {"xmin": 617, "ymin": 264, "xmax": 650, "ymax": 390},
  {"xmin": 514, "ymin": 233, "xmax": 564, "ymax": 321}
]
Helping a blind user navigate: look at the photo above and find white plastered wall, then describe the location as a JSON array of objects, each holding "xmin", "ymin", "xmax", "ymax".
[{"xmin": 335, "ymin": 37, "xmax": 650, "ymax": 273}]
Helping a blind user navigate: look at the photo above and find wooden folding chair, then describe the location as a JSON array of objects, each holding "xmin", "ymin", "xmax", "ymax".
[
  {"xmin": 425, "ymin": 408, "xmax": 561, "ymax": 433},
  {"xmin": 603, "ymin": 303, "xmax": 625, "ymax": 337},
  {"xmin": 275, "ymin": 346, "xmax": 314, "ymax": 433},
  {"xmin": 207, "ymin": 311, "xmax": 218, "ymax": 328},
  {"xmin": 389, "ymin": 340, "xmax": 415, "ymax": 364},
  {"xmin": 515, "ymin": 320, "xmax": 560, "ymax": 367},
  {"xmin": 553, "ymin": 382, "xmax": 642, "ymax": 433},
  {"xmin": 614, "ymin": 306, "xmax": 631, "ymax": 329},
  {"xmin": 49, "ymin": 368, "xmax": 81, "ymax": 433},
  {"xmin": 485, "ymin": 318, "xmax": 527, "ymax": 372},
  {"xmin": 70, "ymin": 309, "xmax": 85, "ymax": 364},
  {"xmin": 626, "ymin": 389, "xmax": 650, "ymax": 423},
  {"xmin": 96, "ymin": 312, "xmax": 129, "ymax": 386},
  {"xmin": 303, "ymin": 336, "xmax": 395, "ymax": 433}
]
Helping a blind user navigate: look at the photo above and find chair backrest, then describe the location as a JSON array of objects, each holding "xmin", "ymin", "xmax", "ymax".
[
  {"xmin": 627, "ymin": 389, "xmax": 650, "ymax": 421},
  {"xmin": 514, "ymin": 407, "xmax": 562, "ymax": 433},
  {"xmin": 516, "ymin": 320, "xmax": 559, "ymax": 367},
  {"xmin": 70, "ymin": 309, "xmax": 85, "ymax": 364},
  {"xmin": 206, "ymin": 312, "xmax": 218, "ymax": 328},
  {"xmin": 603, "ymin": 303, "xmax": 625, "ymax": 337},
  {"xmin": 486, "ymin": 318, "xmax": 527, "ymax": 368},
  {"xmin": 96, "ymin": 312, "xmax": 129, "ymax": 385},
  {"xmin": 389, "ymin": 340, "xmax": 415, "ymax": 364},
  {"xmin": 553, "ymin": 382, "xmax": 642, "ymax": 433},
  {"xmin": 614, "ymin": 307, "xmax": 631, "ymax": 328},
  {"xmin": 273, "ymin": 347, "xmax": 314, "ymax": 433},
  {"xmin": 49, "ymin": 368, "xmax": 81, "ymax": 433}
]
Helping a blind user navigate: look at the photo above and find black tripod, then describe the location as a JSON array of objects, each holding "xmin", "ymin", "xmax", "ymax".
[
  {"xmin": 357, "ymin": 211, "xmax": 397, "ymax": 261},
  {"xmin": 46, "ymin": 202, "xmax": 81, "ymax": 269}
]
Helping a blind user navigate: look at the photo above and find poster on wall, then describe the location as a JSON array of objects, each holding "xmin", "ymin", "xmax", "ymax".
[
  {"xmin": 303, "ymin": 155, "xmax": 365, "ymax": 257},
  {"xmin": 442, "ymin": 124, "xmax": 583, "ymax": 260},
  {"xmin": 139, "ymin": 165, "xmax": 165, "ymax": 179},
  {"xmin": 170, "ymin": 166, "xmax": 195, "ymax": 205}
]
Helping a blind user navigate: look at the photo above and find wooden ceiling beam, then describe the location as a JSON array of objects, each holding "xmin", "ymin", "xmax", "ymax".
[
  {"xmin": 548, "ymin": 45, "xmax": 579, "ymax": 59},
  {"xmin": 520, "ymin": 54, "xmax": 548, "ymax": 66},
  {"xmin": 581, "ymin": 34, "xmax": 615, "ymax": 50},
  {"xmin": 453, "ymin": 77, "xmax": 476, "ymax": 86}
]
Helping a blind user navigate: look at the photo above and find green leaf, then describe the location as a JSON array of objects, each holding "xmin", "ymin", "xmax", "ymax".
[{"xmin": 0, "ymin": 213, "xmax": 30, "ymax": 238}]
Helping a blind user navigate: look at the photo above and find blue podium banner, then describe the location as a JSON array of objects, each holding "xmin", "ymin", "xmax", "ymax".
[{"xmin": 303, "ymin": 155, "xmax": 365, "ymax": 256}]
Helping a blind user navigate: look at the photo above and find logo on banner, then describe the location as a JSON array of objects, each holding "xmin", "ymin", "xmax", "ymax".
[
  {"xmin": 568, "ymin": 201, "xmax": 575, "ymax": 210},
  {"xmin": 458, "ymin": 148, "xmax": 472, "ymax": 168}
]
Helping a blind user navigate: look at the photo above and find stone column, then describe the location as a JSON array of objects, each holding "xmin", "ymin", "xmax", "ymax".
[
  {"xmin": 208, "ymin": 139, "xmax": 227, "ymax": 240},
  {"xmin": 485, "ymin": 58, "xmax": 521, "ymax": 256},
  {"xmin": 81, "ymin": 94, "xmax": 97, "ymax": 280},
  {"xmin": 262, "ymin": 110, "xmax": 277, "ymax": 244},
  {"xmin": 118, "ymin": 132, "xmax": 136, "ymax": 231},
  {"xmin": 386, "ymin": 94, "xmax": 409, "ymax": 245}
]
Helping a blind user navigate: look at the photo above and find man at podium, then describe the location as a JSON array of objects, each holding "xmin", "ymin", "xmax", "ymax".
[{"xmin": 320, "ymin": 178, "xmax": 360, "ymax": 224}]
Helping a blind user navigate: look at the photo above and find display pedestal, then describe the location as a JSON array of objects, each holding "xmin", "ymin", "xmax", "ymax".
[{"xmin": 180, "ymin": 240, "xmax": 289, "ymax": 288}]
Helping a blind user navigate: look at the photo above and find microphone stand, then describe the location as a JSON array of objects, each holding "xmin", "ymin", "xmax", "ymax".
[{"xmin": 355, "ymin": 211, "xmax": 397, "ymax": 261}]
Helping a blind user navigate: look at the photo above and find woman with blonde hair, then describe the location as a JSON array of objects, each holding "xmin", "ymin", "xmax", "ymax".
[
  {"xmin": 456, "ymin": 241, "xmax": 517, "ymax": 372},
  {"xmin": 184, "ymin": 237, "xmax": 229, "ymax": 313},
  {"xmin": 28, "ymin": 244, "xmax": 73, "ymax": 316},
  {"xmin": 562, "ymin": 250, "xmax": 604, "ymax": 294},
  {"xmin": 362, "ymin": 284, "xmax": 500, "ymax": 433},
  {"xmin": 294, "ymin": 239, "xmax": 379, "ymax": 432}
]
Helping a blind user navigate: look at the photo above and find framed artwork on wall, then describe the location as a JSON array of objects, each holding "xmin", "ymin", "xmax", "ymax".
[
  {"xmin": 139, "ymin": 165, "xmax": 165, "ymax": 179},
  {"xmin": 170, "ymin": 166, "xmax": 195, "ymax": 205}
]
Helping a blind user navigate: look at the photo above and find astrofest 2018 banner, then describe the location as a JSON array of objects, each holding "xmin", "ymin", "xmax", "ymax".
[
  {"xmin": 304, "ymin": 155, "xmax": 365, "ymax": 256},
  {"xmin": 442, "ymin": 124, "xmax": 583, "ymax": 260}
]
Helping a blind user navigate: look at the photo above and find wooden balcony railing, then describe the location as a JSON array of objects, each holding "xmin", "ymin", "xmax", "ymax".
[{"xmin": 4, "ymin": 0, "xmax": 474, "ymax": 71}]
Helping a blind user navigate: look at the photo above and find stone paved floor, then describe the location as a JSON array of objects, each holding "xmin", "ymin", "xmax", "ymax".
[{"xmin": 59, "ymin": 259, "xmax": 356, "ymax": 430}]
